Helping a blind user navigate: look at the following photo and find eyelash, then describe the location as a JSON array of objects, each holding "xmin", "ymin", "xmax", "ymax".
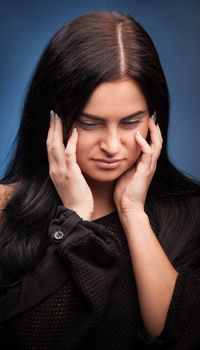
[{"xmin": 78, "ymin": 120, "xmax": 142, "ymax": 129}]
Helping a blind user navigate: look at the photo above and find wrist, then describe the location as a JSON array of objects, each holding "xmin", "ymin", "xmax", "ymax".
[
  {"xmin": 63, "ymin": 205, "xmax": 93, "ymax": 221},
  {"xmin": 118, "ymin": 209, "xmax": 149, "ymax": 233},
  {"xmin": 76, "ymin": 210, "xmax": 93, "ymax": 221},
  {"xmin": 117, "ymin": 204, "xmax": 145, "ymax": 219}
]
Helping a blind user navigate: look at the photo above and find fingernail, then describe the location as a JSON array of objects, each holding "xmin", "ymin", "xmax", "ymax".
[
  {"xmin": 72, "ymin": 127, "xmax": 77, "ymax": 134},
  {"xmin": 50, "ymin": 110, "xmax": 54, "ymax": 119},
  {"xmin": 151, "ymin": 111, "xmax": 157, "ymax": 122},
  {"xmin": 54, "ymin": 112, "xmax": 59, "ymax": 119},
  {"xmin": 136, "ymin": 130, "xmax": 140, "ymax": 136}
]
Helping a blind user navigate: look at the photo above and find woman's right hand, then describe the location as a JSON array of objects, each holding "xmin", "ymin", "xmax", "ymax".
[{"xmin": 46, "ymin": 111, "xmax": 94, "ymax": 220}]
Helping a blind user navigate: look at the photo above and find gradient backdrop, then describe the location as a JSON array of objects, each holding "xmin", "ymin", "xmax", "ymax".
[{"xmin": 1, "ymin": 0, "xmax": 200, "ymax": 180}]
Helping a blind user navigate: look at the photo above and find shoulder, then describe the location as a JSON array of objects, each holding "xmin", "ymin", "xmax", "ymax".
[{"xmin": 0, "ymin": 183, "xmax": 17, "ymax": 211}]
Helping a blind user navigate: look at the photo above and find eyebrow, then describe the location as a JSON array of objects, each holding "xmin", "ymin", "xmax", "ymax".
[{"xmin": 80, "ymin": 110, "xmax": 147, "ymax": 121}]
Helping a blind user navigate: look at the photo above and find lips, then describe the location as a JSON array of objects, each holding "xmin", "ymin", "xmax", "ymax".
[
  {"xmin": 92, "ymin": 158, "xmax": 123, "ymax": 169},
  {"xmin": 93, "ymin": 159, "xmax": 123, "ymax": 163}
]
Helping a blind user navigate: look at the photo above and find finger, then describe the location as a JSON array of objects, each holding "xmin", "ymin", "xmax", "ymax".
[
  {"xmin": 46, "ymin": 111, "xmax": 56, "ymax": 165},
  {"xmin": 46, "ymin": 110, "xmax": 55, "ymax": 148},
  {"xmin": 53, "ymin": 113, "xmax": 66, "ymax": 146},
  {"xmin": 46, "ymin": 112, "xmax": 60, "ymax": 179},
  {"xmin": 148, "ymin": 117, "xmax": 162, "ymax": 144},
  {"xmin": 46, "ymin": 112, "xmax": 68, "ymax": 176},
  {"xmin": 148, "ymin": 117, "xmax": 162, "ymax": 158},
  {"xmin": 156, "ymin": 124, "xmax": 163, "ymax": 143},
  {"xmin": 135, "ymin": 131, "xmax": 153, "ymax": 169},
  {"xmin": 64, "ymin": 128, "xmax": 78, "ymax": 165}
]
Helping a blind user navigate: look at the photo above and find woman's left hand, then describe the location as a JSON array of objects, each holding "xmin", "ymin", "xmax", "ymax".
[{"xmin": 114, "ymin": 117, "xmax": 162, "ymax": 216}]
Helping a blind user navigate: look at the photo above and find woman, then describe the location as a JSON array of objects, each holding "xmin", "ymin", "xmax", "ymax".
[{"xmin": 0, "ymin": 11, "xmax": 200, "ymax": 349}]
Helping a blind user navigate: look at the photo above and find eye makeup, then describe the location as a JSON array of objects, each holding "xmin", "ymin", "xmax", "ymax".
[
  {"xmin": 77, "ymin": 110, "xmax": 147, "ymax": 130},
  {"xmin": 77, "ymin": 120, "xmax": 103, "ymax": 129},
  {"xmin": 121, "ymin": 119, "xmax": 143, "ymax": 128},
  {"xmin": 77, "ymin": 118, "xmax": 143, "ymax": 130}
]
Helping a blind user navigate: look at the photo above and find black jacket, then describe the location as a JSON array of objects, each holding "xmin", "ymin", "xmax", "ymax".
[{"xmin": 0, "ymin": 205, "xmax": 200, "ymax": 349}]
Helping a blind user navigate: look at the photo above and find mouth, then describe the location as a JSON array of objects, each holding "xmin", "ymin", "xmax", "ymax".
[
  {"xmin": 92, "ymin": 158, "xmax": 123, "ymax": 169},
  {"xmin": 93, "ymin": 158, "xmax": 123, "ymax": 163}
]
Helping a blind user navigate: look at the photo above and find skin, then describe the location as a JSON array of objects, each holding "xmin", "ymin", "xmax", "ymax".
[
  {"xmin": 75, "ymin": 79, "xmax": 149, "ymax": 184},
  {"xmin": 46, "ymin": 77, "xmax": 178, "ymax": 338}
]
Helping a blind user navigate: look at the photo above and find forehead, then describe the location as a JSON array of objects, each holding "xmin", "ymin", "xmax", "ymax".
[{"xmin": 83, "ymin": 78, "xmax": 148, "ymax": 118}]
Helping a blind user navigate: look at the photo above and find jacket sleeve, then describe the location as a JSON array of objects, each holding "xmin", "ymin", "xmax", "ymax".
[
  {"xmin": 0, "ymin": 206, "xmax": 120, "ymax": 348},
  {"xmin": 137, "ymin": 250, "xmax": 200, "ymax": 349}
]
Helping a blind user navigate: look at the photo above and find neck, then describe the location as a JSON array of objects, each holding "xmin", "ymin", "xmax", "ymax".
[{"xmin": 85, "ymin": 176, "xmax": 117, "ymax": 220}]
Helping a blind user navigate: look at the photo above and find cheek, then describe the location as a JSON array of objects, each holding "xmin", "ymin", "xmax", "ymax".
[
  {"xmin": 76, "ymin": 140, "xmax": 85, "ymax": 163},
  {"xmin": 125, "ymin": 121, "xmax": 149, "ymax": 165},
  {"xmin": 126, "ymin": 137, "xmax": 140, "ymax": 164},
  {"xmin": 140, "ymin": 120, "xmax": 149, "ymax": 139},
  {"xmin": 76, "ymin": 131, "xmax": 93, "ymax": 163}
]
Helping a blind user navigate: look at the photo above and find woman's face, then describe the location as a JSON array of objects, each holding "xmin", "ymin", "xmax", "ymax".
[{"xmin": 76, "ymin": 78, "xmax": 149, "ymax": 183}]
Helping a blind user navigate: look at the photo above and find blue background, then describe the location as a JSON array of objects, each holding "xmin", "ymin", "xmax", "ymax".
[{"xmin": 1, "ymin": 0, "xmax": 200, "ymax": 180}]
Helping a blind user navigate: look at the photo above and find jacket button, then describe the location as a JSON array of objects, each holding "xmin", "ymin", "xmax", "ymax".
[{"xmin": 53, "ymin": 231, "xmax": 64, "ymax": 241}]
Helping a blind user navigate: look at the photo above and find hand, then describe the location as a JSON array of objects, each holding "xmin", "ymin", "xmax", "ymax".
[
  {"xmin": 114, "ymin": 117, "xmax": 162, "ymax": 217},
  {"xmin": 46, "ymin": 111, "xmax": 94, "ymax": 220}
]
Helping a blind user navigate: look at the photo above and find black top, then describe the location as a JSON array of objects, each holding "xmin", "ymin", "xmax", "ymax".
[{"xmin": 0, "ymin": 205, "xmax": 200, "ymax": 349}]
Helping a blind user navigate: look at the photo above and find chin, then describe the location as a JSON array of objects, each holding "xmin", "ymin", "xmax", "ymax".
[{"xmin": 83, "ymin": 168, "xmax": 127, "ymax": 183}]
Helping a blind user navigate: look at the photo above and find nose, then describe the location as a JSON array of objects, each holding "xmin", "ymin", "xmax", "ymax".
[{"xmin": 99, "ymin": 128, "xmax": 122, "ymax": 156}]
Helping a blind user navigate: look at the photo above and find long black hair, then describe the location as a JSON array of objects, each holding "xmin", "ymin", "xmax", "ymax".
[{"xmin": 1, "ymin": 11, "xmax": 200, "ymax": 280}]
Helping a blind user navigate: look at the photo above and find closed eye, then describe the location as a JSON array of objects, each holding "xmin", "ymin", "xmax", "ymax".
[
  {"xmin": 77, "ymin": 118, "xmax": 143, "ymax": 129},
  {"xmin": 77, "ymin": 120, "xmax": 102, "ymax": 129},
  {"xmin": 121, "ymin": 119, "xmax": 142, "ymax": 128}
]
